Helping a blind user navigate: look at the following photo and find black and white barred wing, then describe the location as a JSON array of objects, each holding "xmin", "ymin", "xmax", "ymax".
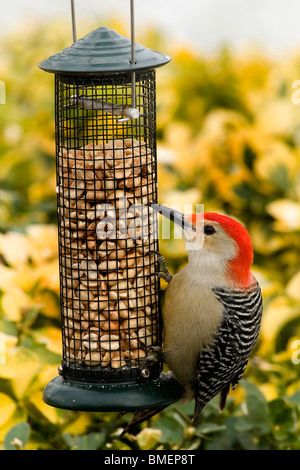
[{"xmin": 193, "ymin": 282, "xmax": 263, "ymax": 418}]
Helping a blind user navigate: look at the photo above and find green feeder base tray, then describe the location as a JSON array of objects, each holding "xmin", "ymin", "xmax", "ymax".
[{"xmin": 43, "ymin": 372, "xmax": 184, "ymax": 412}]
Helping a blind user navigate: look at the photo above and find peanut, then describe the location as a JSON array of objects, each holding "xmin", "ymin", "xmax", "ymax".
[{"xmin": 58, "ymin": 139, "xmax": 159, "ymax": 370}]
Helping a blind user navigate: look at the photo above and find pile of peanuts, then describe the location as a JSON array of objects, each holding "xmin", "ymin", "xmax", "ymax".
[{"xmin": 57, "ymin": 138, "xmax": 160, "ymax": 370}]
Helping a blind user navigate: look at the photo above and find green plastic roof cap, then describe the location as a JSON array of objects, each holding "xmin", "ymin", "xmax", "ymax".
[{"xmin": 39, "ymin": 27, "xmax": 171, "ymax": 74}]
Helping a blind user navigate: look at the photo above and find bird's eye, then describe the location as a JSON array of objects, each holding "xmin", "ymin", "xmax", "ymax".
[{"xmin": 204, "ymin": 225, "xmax": 216, "ymax": 236}]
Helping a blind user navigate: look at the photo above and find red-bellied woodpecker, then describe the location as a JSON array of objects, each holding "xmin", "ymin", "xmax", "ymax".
[{"xmin": 121, "ymin": 205, "xmax": 263, "ymax": 435}]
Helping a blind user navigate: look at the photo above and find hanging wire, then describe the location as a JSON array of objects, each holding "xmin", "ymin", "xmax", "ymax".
[
  {"xmin": 70, "ymin": 0, "xmax": 77, "ymax": 43},
  {"xmin": 67, "ymin": 0, "xmax": 138, "ymax": 121},
  {"xmin": 67, "ymin": 0, "xmax": 138, "ymax": 122},
  {"xmin": 130, "ymin": 0, "xmax": 136, "ymax": 110},
  {"xmin": 115, "ymin": 0, "xmax": 137, "ymax": 122}
]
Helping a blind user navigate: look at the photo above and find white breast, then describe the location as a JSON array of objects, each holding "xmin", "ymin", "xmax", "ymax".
[{"xmin": 162, "ymin": 264, "xmax": 225, "ymax": 387}]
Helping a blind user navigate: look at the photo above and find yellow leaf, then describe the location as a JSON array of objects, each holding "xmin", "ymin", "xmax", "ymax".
[
  {"xmin": 266, "ymin": 199, "xmax": 300, "ymax": 231},
  {"xmin": 29, "ymin": 390, "xmax": 61, "ymax": 425},
  {"xmin": 249, "ymin": 221, "xmax": 287, "ymax": 254},
  {"xmin": 11, "ymin": 370, "xmax": 39, "ymax": 400},
  {"xmin": 0, "ymin": 265, "xmax": 16, "ymax": 291},
  {"xmin": 37, "ymin": 290, "xmax": 60, "ymax": 319},
  {"xmin": 0, "ymin": 232, "xmax": 29, "ymax": 267},
  {"xmin": 0, "ymin": 347, "xmax": 40, "ymax": 380},
  {"xmin": 63, "ymin": 413, "xmax": 92, "ymax": 435},
  {"xmin": 34, "ymin": 365, "xmax": 60, "ymax": 390},
  {"xmin": 250, "ymin": 267, "xmax": 282, "ymax": 297},
  {"xmin": 1, "ymin": 288, "xmax": 31, "ymax": 322},
  {"xmin": 34, "ymin": 260, "xmax": 59, "ymax": 293},
  {"xmin": 0, "ymin": 333, "xmax": 18, "ymax": 368},
  {"xmin": 7, "ymin": 348, "xmax": 41, "ymax": 400},
  {"xmin": 260, "ymin": 296, "xmax": 299, "ymax": 354},
  {"xmin": 286, "ymin": 271, "xmax": 300, "ymax": 301},
  {"xmin": 137, "ymin": 427, "xmax": 162, "ymax": 450},
  {"xmin": 254, "ymin": 141, "xmax": 299, "ymax": 185},
  {"xmin": 26, "ymin": 225, "xmax": 58, "ymax": 264},
  {"xmin": 201, "ymin": 109, "xmax": 247, "ymax": 141},
  {"xmin": 0, "ymin": 393, "xmax": 16, "ymax": 427},
  {"xmin": 259, "ymin": 383, "xmax": 278, "ymax": 401},
  {"xmin": 11, "ymin": 265, "xmax": 38, "ymax": 291},
  {"xmin": 34, "ymin": 327, "xmax": 62, "ymax": 355},
  {"xmin": 160, "ymin": 188, "xmax": 202, "ymax": 209},
  {"xmin": 256, "ymin": 99, "xmax": 300, "ymax": 137}
]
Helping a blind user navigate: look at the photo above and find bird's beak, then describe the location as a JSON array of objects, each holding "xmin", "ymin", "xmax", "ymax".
[{"xmin": 151, "ymin": 204, "xmax": 196, "ymax": 232}]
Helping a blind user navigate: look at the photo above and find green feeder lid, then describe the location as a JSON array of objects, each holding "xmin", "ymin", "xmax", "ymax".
[{"xmin": 39, "ymin": 26, "xmax": 171, "ymax": 74}]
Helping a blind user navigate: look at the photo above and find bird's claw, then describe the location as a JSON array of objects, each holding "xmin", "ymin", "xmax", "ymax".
[
  {"xmin": 133, "ymin": 346, "xmax": 164, "ymax": 365},
  {"xmin": 147, "ymin": 250, "xmax": 173, "ymax": 283},
  {"xmin": 146, "ymin": 345, "xmax": 164, "ymax": 362}
]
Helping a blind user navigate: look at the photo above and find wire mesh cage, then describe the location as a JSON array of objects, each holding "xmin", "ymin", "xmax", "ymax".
[
  {"xmin": 40, "ymin": 25, "xmax": 183, "ymax": 411},
  {"xmin": 57, "ymin": 71, "xmax": 161, "ymax": 383}
]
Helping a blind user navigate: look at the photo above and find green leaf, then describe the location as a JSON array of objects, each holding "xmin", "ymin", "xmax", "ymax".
[
  {"xmin": 237, "ymin": 431, "xmax": 260, "ymax": 450},
  {"xmin": 240, "ymin": 379, "xmax": 266, "ymax": 400},
  {"xmin": 62, "ymin": 432, "xmax": 106, "ymax": 450},
  {"xmin": 288, "ymin": 390, "xmax": 300, "ymax": 407},
  {"xmin": 172, "ymin": 401, "xmax": 195, "ymax": 419},
  {"xmin": 0, "ymin": 319, "xmax": 18, "ymax": 336},
  {"xmin": 240, "ymin": 380, "xmax": 272, "ymax": 434},
  {"xmin": 231, "ymin": 416, "xmax": 254, "ymax": 433},
  {"xmin": 137, "ymin": 428, "xmax": 162, "ymax": 450},
  {"xmin": 4, "ymin": 421, "xmax": 31, "ymax": 450},
  {"xmin": 152, "ymin": 416, "xmax": 184, "ymax": 445},
  {"xmin": 246, "ymin": 394, "xmax": 271, "ymax": 434},
  {"xmin": 269, "ymin": 398, "xmax": 298, "ymax": 433},
  {"xmin": 269, "ymin": 165, "xmax": 290, "ymax": 191},
  {"xmin": 196, "ymin": 422, "xmax": 227, "ymax": 435}
]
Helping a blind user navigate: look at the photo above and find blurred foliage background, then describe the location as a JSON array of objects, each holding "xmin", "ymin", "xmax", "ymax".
[{"xmin": 0, "ymin": 18, "xmax": 300, "ymax": 450}]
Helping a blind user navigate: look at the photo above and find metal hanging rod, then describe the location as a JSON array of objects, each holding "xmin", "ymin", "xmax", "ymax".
[
  {"xmin": 130, "ymin": 0, "xmax": 136, "ymax": 65},
  {"xmin": 70, "ymin": 0, "xmax": 77, "ymax": 43},
  {"xmin": 69, "ymin": 0, "xmax": 136, "ymax": 62},
  {"xmin": 68, "ymin": 0, "xmax": 139, "ymax": 121},
  {"xmin": 130, "ymin": 0, "xmax": 136, "ymax": 111}
]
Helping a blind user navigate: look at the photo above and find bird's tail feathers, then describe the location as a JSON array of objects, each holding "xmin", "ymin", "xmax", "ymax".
[
  {"xmin": 192, "ymin": 399, "xmax": 204, "ymax": 422},
  {"xmin": 120, "ymin": 406, "xmax": 167, "ymax": 436},
  {"xmin": 219, "ymin": 383, "xmax": 231, "ymax": 412}
]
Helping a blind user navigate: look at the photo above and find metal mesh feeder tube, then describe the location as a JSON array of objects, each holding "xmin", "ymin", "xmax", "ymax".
[
  {"xmin": 40, "ymin": 27, "xmax": 183, "ymax": 411},
  {"xmin": 57, "ymin": 72, "xmax": 160, "ymax": 383}
]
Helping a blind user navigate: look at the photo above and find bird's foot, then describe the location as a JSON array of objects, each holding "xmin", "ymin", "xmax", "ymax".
[
  {"xmin": 133, "ymin": 346, "xmax": 165, "ymax": 365},
  {"xmin": 147, "ymin": 250, "xmax": 173, "ymax": 283},
  {"xmin": 146, "ymin": 345, "xmax": 164, "ymax": 362}
]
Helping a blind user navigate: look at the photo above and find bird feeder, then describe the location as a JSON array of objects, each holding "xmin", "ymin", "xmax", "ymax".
[{"xmin": 40, "ymin": 6, "xmax": 183, "ymax": 412}]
